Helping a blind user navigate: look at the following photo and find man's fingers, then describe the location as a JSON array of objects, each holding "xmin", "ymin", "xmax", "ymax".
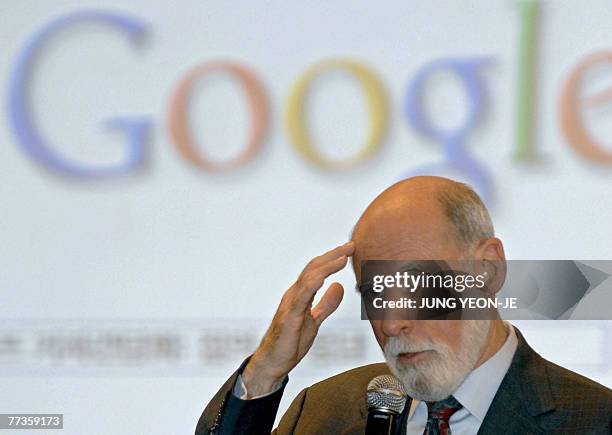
[
  {"xmin": 312, "ymin": 255, "xmax": 349, "ymax": 281},
  {"xmin": 312, "ymin": 282, "xmax": 344, "ymax": 326},
  {"xmin": 294, "ymin": 255, "xmax": 348, "ymax": 307},
  {"xmin": 305, "ymin": 241, "xmax": 354, "ymax": 271},
  {"xmin": 292, "ymin": 273, "xmax": 326, "ymax": 308},
  {"xmin": 285, "ymin": 242, "xmax": 353, "ymax": 313}
]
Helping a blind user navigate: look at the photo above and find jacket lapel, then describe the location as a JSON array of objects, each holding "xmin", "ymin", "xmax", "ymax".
[{"xmin": 477, "ymin": 328, "xmax": 555, "ymax": 434}]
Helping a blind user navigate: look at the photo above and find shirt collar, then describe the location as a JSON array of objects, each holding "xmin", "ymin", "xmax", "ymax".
[{"xmin": 451, "ymin": 321, "xmax": 518, "ymax": 421}]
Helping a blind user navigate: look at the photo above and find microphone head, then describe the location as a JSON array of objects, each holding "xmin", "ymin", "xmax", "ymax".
[{"xmin": 366, "ymin": 374, "xmax": 408, "ymax": 414}]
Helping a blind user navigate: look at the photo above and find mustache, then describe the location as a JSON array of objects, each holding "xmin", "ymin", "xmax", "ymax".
[{"xmin": 384, "ymin": 336, "xmax": 440, "ymax": 356}]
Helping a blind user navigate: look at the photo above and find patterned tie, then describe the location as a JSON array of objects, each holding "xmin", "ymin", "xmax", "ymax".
[{"xmin": 422, "ymin": 396, "xmax": 463, "ymax": 435}]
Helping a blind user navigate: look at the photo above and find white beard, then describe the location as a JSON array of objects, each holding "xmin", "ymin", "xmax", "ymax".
[{"xmin": 383, "ymin": 320, "xmax": 490, "ymax": 402}]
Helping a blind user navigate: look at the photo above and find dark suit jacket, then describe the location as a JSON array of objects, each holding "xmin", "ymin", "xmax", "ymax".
[{"xmin": 195, "ymin": 329, "xmax": 612, "ymax": 434}]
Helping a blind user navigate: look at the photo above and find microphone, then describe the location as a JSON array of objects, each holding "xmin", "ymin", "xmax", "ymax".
[{"xmin": 365, "ymin": 374, "xmax": 408, "ymax": 435}]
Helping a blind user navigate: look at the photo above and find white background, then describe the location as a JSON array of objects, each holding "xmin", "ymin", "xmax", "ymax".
[{"xmin": 0, "ymin": 1, "xmax": 611, "ymax": 434}]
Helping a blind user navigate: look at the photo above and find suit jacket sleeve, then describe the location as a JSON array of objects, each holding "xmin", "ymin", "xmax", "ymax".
[{"xmin": 194, "ymin": 357, "xmax": 289, "ymax": 435}]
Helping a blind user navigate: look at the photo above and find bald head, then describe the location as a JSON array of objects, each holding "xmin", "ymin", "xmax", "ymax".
[{"xmin": 352, "ymin": 176, "xmax": 494, "ymax": 271}]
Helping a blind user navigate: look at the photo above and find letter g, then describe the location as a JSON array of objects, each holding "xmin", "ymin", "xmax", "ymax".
[{"xmin": 7, "ymin": 10, "xmax": 151, "ymax": 176}]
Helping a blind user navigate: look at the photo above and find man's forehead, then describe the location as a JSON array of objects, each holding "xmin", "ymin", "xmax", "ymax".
[{"xmin": 352, "ymin": 230, "xmax": 446, "ymax": 281}]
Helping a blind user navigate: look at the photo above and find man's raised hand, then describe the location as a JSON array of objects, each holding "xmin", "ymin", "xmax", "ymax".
[{"xmin": 241, "ymin": 241, "xmax": 355, "ymax": 397}]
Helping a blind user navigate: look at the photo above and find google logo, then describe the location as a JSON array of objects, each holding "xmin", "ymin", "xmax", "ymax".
[{"xmin": 7, "ymin": 6, "xmax": 612, "ymax": 200}]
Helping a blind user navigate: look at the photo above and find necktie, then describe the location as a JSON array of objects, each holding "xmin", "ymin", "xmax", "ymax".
[{"xmin": 422, "ymin": 396, "xmax": 463, "ymax": 435}]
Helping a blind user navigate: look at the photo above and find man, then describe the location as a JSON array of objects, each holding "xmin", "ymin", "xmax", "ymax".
[{"xmin": 195, "ymin": 176, "xmax": 612, "ymax": 434}]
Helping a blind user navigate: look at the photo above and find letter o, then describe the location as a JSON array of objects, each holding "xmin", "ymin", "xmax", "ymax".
[
  {"xmin": 285, "ymin": 59, "xmax": 387, "ymax": 170},
  {"xmin": 167, "ymin": 61, "xmax": 267, "ymax": 171}
]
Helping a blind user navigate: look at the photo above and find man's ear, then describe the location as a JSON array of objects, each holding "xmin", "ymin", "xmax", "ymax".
[
  {"xmin": 476, "ymin": 237, "xmax": 506, "ymax": 262},
  {"xmin": 475, "ymin": 237, "xmax": 506, "ymax": 293}
]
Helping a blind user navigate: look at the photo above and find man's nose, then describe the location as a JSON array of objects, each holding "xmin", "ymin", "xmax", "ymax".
[{"xmin": 381, "ymin": 319, "xmax": 415, "ymax": 337}]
